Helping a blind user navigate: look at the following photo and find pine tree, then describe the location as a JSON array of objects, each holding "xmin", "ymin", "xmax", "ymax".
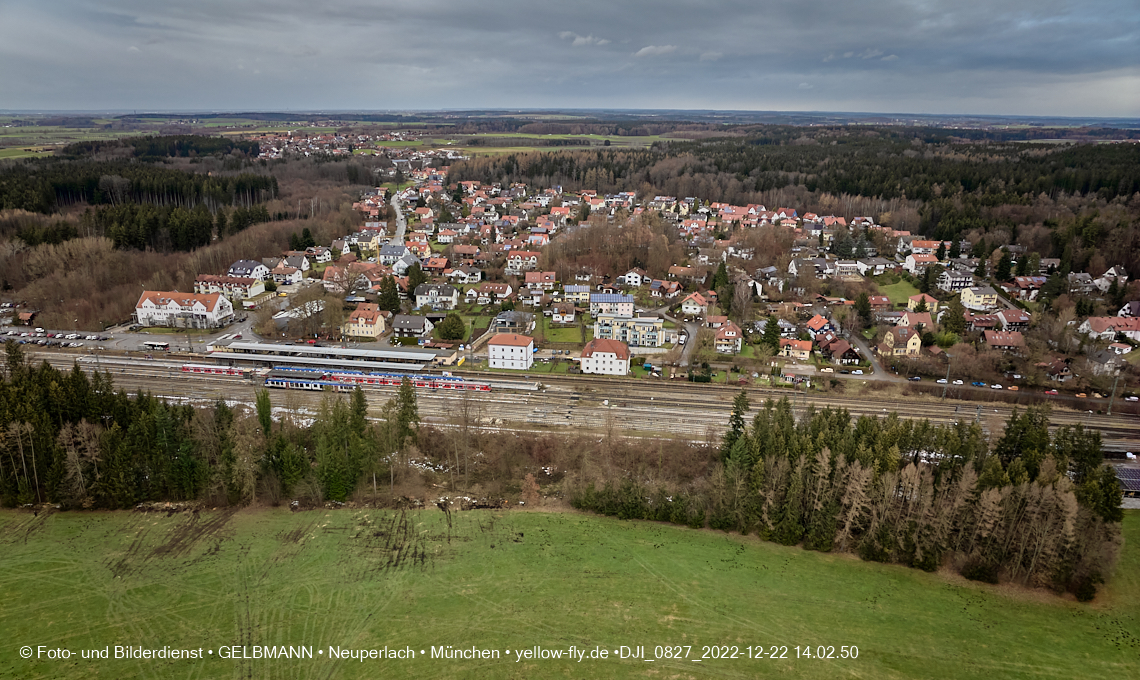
[
  {"xmin": 762, "ymin": 315, "xmax": 781, "ymax": 349},
  {"xmin": 854, "ymin": 292, "xmax": 872, "ymax": 328},
  {"xmin": 935, "ymin": 242, "xmax": 946, "ymax": 261},
  {"xmin": 996, "ymin": 250, "xmax": 1012, "ymax": 282},
  {"xmin": 378, "ymin": 276, "xmax": 401, "ymax": 314},
  {"xmin": 722, "ymin": 389, "xmax": 750, "ymax": 460}
]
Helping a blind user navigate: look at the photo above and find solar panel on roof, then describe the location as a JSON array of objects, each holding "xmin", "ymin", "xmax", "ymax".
[{"xmin": 1113, "ymin": 468, "xmax": 1140, "ymax": 492}]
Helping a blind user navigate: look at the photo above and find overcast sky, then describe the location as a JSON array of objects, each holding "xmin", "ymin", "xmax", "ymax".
[{"xmin": 1, "ymin": 0, "xmax": 1137, "ymax": 117}]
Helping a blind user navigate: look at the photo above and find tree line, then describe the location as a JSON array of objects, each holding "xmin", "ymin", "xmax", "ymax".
[
  {"xmin": 59, "ymin": 135, "xmax": 260, "ymax": 160},
  {"xmin": 0, "ymin": 341, "xmax": 419, "ymax": 509},
  {"xmin": 0, "ymin": 158, "xmax": 278, "ymax": 215},
  {"xmin": 572, "ymin": 393, "xmax": 1122, "ymax": 601}
]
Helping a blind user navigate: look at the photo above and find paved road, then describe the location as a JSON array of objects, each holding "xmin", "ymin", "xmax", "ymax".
[
  {"xmin": 391, "ymin": 196, "xmax": 407, "ymax": 242},
  {"xmin": 845, "ymin": 329, "xmax": 901, "ymax": 382}
]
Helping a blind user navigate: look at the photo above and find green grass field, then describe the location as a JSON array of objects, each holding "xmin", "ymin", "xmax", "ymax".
[
  {"xmin": 877, "ymin": 280, "xmax": 921, "ymax": 308},
  {"xmin": 2, "ymin": 507, "xmax": 1136, "ymax": 679}
]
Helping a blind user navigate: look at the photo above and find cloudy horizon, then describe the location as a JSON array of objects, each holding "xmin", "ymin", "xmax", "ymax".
[{"xmin": 1, "ymin": 1, "xmax": 1137, "ymax": 117}]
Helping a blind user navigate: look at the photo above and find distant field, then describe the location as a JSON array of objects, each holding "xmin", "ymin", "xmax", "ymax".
[{"xmin": 1, "ymin": 508, "xmax": 1136, "ymax": 679}]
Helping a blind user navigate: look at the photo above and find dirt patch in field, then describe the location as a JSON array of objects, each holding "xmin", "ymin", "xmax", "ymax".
[{"xmin": 150, "ymin": 508, "xmax": 238, "ymax": 559}]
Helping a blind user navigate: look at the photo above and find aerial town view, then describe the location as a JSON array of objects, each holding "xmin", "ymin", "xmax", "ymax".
[{"xmin": 1, "ymin": 1, "xmax": 1138, "ymax": 678}]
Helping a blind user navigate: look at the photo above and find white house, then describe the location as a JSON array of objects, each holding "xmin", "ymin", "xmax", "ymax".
[
  {"xmin": 579, "ymin": 338, "xmax": 630, "ymax": 375},
  {"xmin": 135, "ymin": 291, "xmax": 234, "ymax": 329},
  {"xmin": 414, "ymin": 283, "xmax": 459, "ymax": 310},
  {"xmin": 227, "ymin": 260, "xmax": 270, "ymax": 281},
  {"xmin": 487, "ymin": 333, "xmax": 534, "ymax": 370},
  {"xmin": 680, "ymin": 292, "xmax": 709, "ymax": 317},
  {"xmin": 589, "ymin": 293, "xmax": 634, "ymax": 317}
]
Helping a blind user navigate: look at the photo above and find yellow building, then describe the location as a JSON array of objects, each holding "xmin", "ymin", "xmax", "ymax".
[
  {"xmin": 342, "ymin": 303, "xmax": 386, "ymax": 339},
  {"xmin": 960, "ymin": 286, "xmax": 999, "ymax": 312},
  {"xmin": 907, "ymin": 293, "xmax": 939, "ymax": 313}
]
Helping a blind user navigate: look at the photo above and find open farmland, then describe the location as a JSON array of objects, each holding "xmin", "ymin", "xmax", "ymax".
[{"xmin": 1, "ymin": 507, "xmax": 1138, "ymax": 679}]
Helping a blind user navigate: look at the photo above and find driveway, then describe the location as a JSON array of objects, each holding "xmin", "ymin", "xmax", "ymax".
[{"xmin": 845, "ymin": 330, "xmax": 903, "ymax": 383}]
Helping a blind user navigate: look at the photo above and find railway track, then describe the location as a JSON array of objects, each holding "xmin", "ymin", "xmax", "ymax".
[{"xmin": 20, "ymin": 350, "xmax": 1140, "ymax": 451}]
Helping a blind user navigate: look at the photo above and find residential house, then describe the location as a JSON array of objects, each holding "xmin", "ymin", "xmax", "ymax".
[
  {"xmin": 805, "ymin": 314, "xmax": 833, "ymax": 338},
  {"xmin": 904, "ymin": 254, "xmax": 938, "ymax": 275},
  {"xmin": 593, "ymin": 314, "xmax": 665, "ymax": 347},
  {"xmin": 715, "ymin": 321, "xmax": 744, "ymax": 354},
  {"xmin": 779, "ymin": 338, "xmax": 812, "ymax": 361},
  {"xmin": 579, "ymin": 338, "xmax": 631, "ymax": 375},
  {"xmin": 1087, "ymin": 350, "xmax": 1124, "ymax": 377},
  {"xmin": 879, "ymin": 327, "xmax": 921, "ymax": 356},
  {"xmin": 378, "ymin": 243, "xmax": 411, "ymax": 266},
  {"xmin": 563, "ymin": 284, "xmax": 591, "ymax": 304},
  {"xmin": 996, "ymin": 309, "xmax": 1031, "ymax": 331},
  {"xmin": 619, "ymin": 268, "xmax": 649, "ymax": 287},
  {"xmin": 856, "ymin": 257, "xmax": 892, "ymax": 277},
  {"xmin": 305, "ymin": 246, "xmax": 332, "ymax": 263},
  {"xmin": 1119, "ymin": 301, "xmax": 1140, "ymax": 318},
  {"xmin": 490, "ymin": 311, "xmax": 534, "ymax": 334},
  {"xmin": 193, "ymin": 275, "xmax": 265, "ymax": 301},
  {"xmin": 391, "ymin": 314, "xmax": 434, "ymax": 338},
  {"xmin": 227, "ymin": 259, "xmax": 270, "ymax": 281},
  {"xmin": 284, "ymin": 255, "xmax": 310, "ymax": 273},
  {"xmin": 898, "ymin": 311, "xmax": 933, "ymax": 331},
  {"xmin": 414, "ymin": 283, "xmax": 459, "ymax": 310},
  {"xmin": 134, "ymin": 291, "xmax": 234, "ymax": 329},
  {"xmin": 446, "ymin": 266, "xmax": 483, "ymax": 285},
  {"xmin": 1094, "ymin": 265, "xmax": 1128, "ymax": 293},
  {"xmin": 589, "ymin": 293, "xmax": 635, "ymax": 317},
  {"xmin": 937, "ymin": 270, "xmax": 973, "ymax": 293},
  {"xmin": 1078, "ymin": 316, "xmax": 1140, "ymax": 342},
  {"xmin": 270, "ymin": 263, "xmax": 302, "ymax": 286},
  {"xmin": 550, "ymin": 302, "xmax": 576, "ymax": 324},
  {"xmin": 1043, "ymin": 359, "xmax": 1073, "ymax": 383},
  {"xmin": 680, "ymin": 292, "xmax": 709, "ymax": 317},
  {"xmin": 1109, "ymin": 342, "xmax": 1133, "ymax": 355},
  {"xmin": 487, "ymin": 334, "xmax": 534, "ymax": 370},
  {"xmin": 668, "ymin": 265, "xmax": 707, "ymax": 285},
  {"xmin": 524, "ymin": 271, "xmax": 557, "ymax": 291},
  {"xmin": 1004, "ymin": 276, "xmax": 1046, "ymax": 301},
  {"xmin": 824, "ymin": 338, "xmax": 860, "ymax": 365},
  {"xmin": 342, "ymin": 303, "xmax": 385, "ymax": 339},
  {"xmin": 422, "ymin": 256, "xmax": 450, "ymax": 275},
  {"xmin": 322, "ymin": 266, "xmax": 349, "ymax": 293},
  {"xmin": 1067, "ymin": 272, "xmax": 1095, "ymax": 295},
  {"xmin": 650, "ymin": 279, "xmax": 682, "ymax": 299},
  {"xmin": 960, "ymin": 286, "xmax": 999, "ymax": 312},
  {"xmin": 984, "ymin": 330, "xmax": 1025, "ymax": 353},
  {"xmin": 391, "ymin": 252, "xmax": 420, "ymax": 276},
  {"xmin": 505, "ymin": 250, "xmax": 541, "ymax": 273}
]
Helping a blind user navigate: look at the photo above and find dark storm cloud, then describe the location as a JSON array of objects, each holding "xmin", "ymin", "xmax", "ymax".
[{"xmin": 0, "ymin": 0, "xmax": 1136, "ymax": 115}]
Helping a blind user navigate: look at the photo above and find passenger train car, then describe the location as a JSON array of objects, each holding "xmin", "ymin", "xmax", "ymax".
[
  {"xmin": 180, "ymin": 364, "xmax": 246, "ymax": 376},
  {"xmin": 262, "ymin": 367, "xmax": 491, "ymax": 392}
]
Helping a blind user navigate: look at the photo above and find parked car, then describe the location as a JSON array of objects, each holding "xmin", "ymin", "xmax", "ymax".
[
  {"xmin": 1008, "ymin": 386, "xmax": 1019, "ymax": 391},
  {"xmin": 1126, "ymin": 396, "xmax": 1139, "ymax": 402},
  {"xmin": 1076, "ymin": 393, "xmax": 1088, "ymax": 398},
  {"xmin": 909, "ymin": 376, "xmax": 922, "ymax": 381},
  {"xmin": 852, "ymin": 369, "xmax": 864, "ymax": 375},
  {"xmin": 1045, "ymin": 389, "xmax": 1059, "ymax": 395},
  {"xmin": 820, "ymin": 367, "xmax": 834, "ymax": 373},
  {"xmin": 936, "ymin": 378, "xmax": 948, "ymax": 384},
  {"xmin": 972, "ymin": 381, "xmax": 986, "ymax": 387},
  {"xmin": 952, "ymin": 380, "xmax": 963, "ymax": 385},
  {"xmin": 991, "ymin": 384, "xmax": 1003, "ymax": 389},
  {"xmin": 839, "ymin": 370, "xmax": 850, "ymax": 374}
]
